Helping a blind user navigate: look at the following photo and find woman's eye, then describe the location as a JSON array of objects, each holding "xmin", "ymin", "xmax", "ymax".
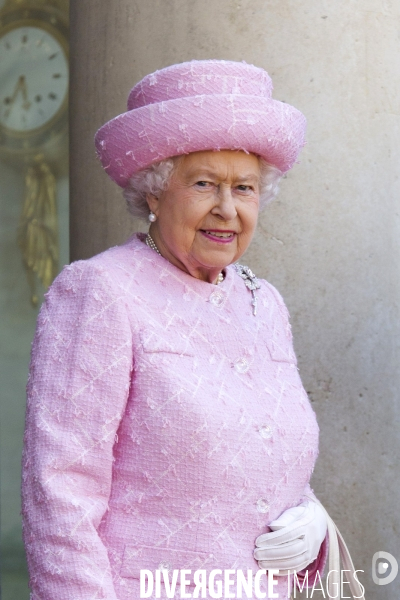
[
  {"xmin": 236, "ymin": 185, "xmax": 253, "ymax": 192},
  {"xmin": 195, "ymin": 181, "xmax": 211, "ymax": 188}
]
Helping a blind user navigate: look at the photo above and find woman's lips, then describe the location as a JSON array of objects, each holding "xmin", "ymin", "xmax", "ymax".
[{"xmin": 200, "ymin": 230, "xmax": 236, "ymax": 244}]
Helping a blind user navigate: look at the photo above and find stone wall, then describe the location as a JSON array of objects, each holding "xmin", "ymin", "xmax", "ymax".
[{"xmin": 70, "ymin": 1, "xmax": 400, "ymax": 596}]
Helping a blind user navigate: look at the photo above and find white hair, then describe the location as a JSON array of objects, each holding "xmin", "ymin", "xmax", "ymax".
[{"xmin": 122, "ymin": 155, "xmax": 282, "ymax": 220}]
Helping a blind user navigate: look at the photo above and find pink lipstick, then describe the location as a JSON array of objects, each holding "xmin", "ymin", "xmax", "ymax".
[{"xmin": 200, "ymin": 229, "xmax": 236, "ymax": 244}]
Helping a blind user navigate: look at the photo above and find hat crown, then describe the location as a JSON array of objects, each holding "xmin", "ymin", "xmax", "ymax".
[{"xmin": 128, "ymin": 60, "xmax": 273, "ymax": 111}]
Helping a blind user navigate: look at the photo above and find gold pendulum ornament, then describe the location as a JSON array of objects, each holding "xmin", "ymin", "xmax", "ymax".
[{"xmin": 17, "ymin": 162, "xmax": 59, "ymax": 306}]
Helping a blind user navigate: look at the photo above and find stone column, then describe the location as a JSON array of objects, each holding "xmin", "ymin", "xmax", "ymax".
[{"xmin": 70, "ymin": 1, "xmax": 400, "ymax": 596}]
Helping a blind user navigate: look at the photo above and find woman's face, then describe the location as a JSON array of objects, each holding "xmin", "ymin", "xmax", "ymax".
[{"xmin": 147, "ymin": 150, "xmax": 261, "ymax": 283}]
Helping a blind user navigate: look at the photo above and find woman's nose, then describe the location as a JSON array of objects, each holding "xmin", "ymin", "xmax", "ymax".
[{"xmin": 211, "ymin": 186, "xmax": 237, "ymax": 220}]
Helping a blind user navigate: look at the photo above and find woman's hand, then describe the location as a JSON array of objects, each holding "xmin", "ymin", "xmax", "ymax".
[{"xmin": 253, "ymin": 500, "xmax": 327, "ymax": 575}]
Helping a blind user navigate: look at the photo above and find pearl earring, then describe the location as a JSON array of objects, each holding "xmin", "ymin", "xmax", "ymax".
[{"xmin": 148, "ymin": 211, "xmax": 157, "ymax": 223}]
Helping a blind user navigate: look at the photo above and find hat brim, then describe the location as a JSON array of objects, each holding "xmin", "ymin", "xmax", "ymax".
[{"xmin": 95, "ymin": 94, "xmax": 306, "ymax": 188}]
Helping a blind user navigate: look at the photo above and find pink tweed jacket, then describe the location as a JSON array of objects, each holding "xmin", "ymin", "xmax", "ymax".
[{"xmin": 22, "ymin": 233, "xmax": 327, "ymax": 600}]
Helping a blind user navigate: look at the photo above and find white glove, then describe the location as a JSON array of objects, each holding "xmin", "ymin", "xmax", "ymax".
[{"xmin": 253, "ymin": 499, "xmax": 327, "ymax": 575}]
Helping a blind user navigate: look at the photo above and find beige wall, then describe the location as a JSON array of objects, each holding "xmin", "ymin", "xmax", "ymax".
[{"xmin": 70, "ymin": 1, "xmax": 400, "ymax": 596}]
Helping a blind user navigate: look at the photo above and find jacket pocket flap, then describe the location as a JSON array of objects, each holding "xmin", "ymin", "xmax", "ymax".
[
  {"xmin": 266, "ymin": 335, "xmax": 297, "ymax": 364},
  {"xmin": 140, "ymin": 330, "xmax": 195, "ymax": 357},
  {"xmin": 120, "ymin": 545, "xmax": 214, "ymax": 579}
]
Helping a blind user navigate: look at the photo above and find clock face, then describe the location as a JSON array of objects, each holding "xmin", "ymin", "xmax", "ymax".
[{"xmin": 0, "ymin": 26, "xmax": 68, "ymax": 133}]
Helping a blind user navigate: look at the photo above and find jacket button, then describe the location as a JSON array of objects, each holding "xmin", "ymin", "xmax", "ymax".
[
  {"xmin": 259, "ymin": 424, "xmax": 273, "ymax": 439},
  {"xmin": 257, "ymin": 498, "xmax": 270, "ymax": 513},
  {"xmin": 209, "ymin": 290, "xmax": 225, "ymax": 307},
  {"xmin": 234, "ymin": 357, "xmax": 249, "ymax": 373}
]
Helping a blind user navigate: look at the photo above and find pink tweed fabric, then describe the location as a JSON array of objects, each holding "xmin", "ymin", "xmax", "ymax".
[
  {"xmin": 22, "ymin": 234, "xmax": 327, "ymax": 600},
  {"xmin": 94, "ymin": 60, "xmax": 306, "ymax": 188}
]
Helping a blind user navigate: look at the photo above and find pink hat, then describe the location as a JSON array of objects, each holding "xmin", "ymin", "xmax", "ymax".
[{"xmin": 95, "ymin": 60, "xmax": 306, "ymax": 188}]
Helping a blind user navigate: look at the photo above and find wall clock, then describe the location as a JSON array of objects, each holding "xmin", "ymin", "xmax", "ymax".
[
  {"xmin": 0, "ymin": 1, "xmax": 69, "ymax": 160},
  {"xmin": 0, "ymin": 25, "xmax": 68, "ymax": 134},
  {"xmin": 0, "ymin": 0, "xmax": 69, "ymax": 305}
]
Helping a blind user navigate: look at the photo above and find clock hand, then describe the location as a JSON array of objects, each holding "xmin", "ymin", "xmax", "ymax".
[
  {"xmin": 3, "ymin": 76, "xmax": 31, "ymax": 120},
  {"xmin": 20, "ymin": 76, "xmax": 32, "ymax": 111},
  {"xmin": 3, "ymin": 77, "xmax": 23, "ymax": 119},
  {"xmin": 10, "ymin": 76, "xmax": 25, "ymax": 102}
]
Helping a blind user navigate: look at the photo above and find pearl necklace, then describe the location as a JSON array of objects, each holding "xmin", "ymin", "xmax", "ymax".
[
  {"xmin": 145, "ymin": 233, "xmax": 161, "ymax": 255},
  {"xmin": 146, "ymin": 234, "xmax": 224, "ymax": 285}
]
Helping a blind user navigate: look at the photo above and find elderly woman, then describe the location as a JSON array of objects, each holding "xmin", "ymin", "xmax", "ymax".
[{"xmin": 22, "ymin": 60, "xmax": 328, "ymax": 600}]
